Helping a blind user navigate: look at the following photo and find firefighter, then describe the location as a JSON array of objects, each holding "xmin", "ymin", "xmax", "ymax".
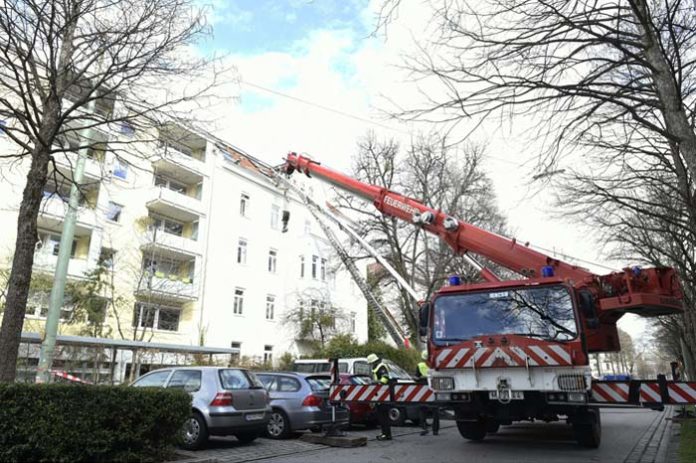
[
  {"xmin": 416, "ymin": 351, "xmax": 439, "ymax": 436},
  {"xmin": 368, "ymin": 353, "xmax": 392, "ymax": 441}
]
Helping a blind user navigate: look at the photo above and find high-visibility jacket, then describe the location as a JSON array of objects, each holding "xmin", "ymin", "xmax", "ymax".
[
  {"xmin": 373, "ymin": 362, "xmax": 389, "ymax": 384},
  {"xmin": 416, "ymin": 361, "xmax": 429, "ymax": 378}
]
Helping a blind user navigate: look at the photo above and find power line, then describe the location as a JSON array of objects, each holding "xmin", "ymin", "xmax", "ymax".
[{"xmin": 239, "ymin": 78, "xmax": 523, "ymax": 168}]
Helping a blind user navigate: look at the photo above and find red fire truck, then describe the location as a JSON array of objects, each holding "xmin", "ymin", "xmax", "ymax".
[{"xmin": 282, "ymin": 152, "xmax": 693, "ymax": 448}]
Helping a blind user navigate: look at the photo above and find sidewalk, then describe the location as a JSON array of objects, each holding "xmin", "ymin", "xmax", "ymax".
[{"xmin": 624, "ymin": 406, "xmax": 674, "ymax": 463}]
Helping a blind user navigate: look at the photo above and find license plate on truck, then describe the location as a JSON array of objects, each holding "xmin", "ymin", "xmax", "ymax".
[
  {"xmin": 489, "ymin": 391, "xmax": 524, "ymax": 400},
  {"xmin": 245, "ymin": 413, "xmax": 265, "ymax": 421}
]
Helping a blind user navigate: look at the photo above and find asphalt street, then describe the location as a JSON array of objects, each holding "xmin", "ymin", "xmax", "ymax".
[
  {"xmin": 189, "ymin": 408, "xmax": 668, "ymax": 463},
  {"xmin": 261, "ymin": 408, "xmax": 663, "ymax": 463}
]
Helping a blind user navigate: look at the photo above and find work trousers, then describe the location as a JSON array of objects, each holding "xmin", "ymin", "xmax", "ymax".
[{"xmin": 376, "ymin": 405, "xmax": 392, "ymax": 438}]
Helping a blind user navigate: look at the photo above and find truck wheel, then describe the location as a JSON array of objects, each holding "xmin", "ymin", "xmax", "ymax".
[
  {"xmin": 388, "ymin": 407, "xmax": 407, "ymax": 426},
  {"xmin": 573, "ymin": 408, "xmax": 601, "ymax": 448},
  {"xmin": 486, "ymin": 420, "xmax": 500, "ymax": 434},
  {"xmin": 456, "ymin": 419, "xmax": 487, "ymax": 441}
]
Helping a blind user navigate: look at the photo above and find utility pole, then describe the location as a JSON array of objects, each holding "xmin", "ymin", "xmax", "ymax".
[{"xmin": 35, "ymin": 97, "xmax": 97, "ymax": 383}]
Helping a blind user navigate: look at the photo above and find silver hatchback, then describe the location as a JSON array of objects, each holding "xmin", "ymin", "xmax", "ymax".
[
  {"xmin": 256, "ymin": 372, "xmax": 349, "ymax": 439},
  {"xmin": 131, "ymin": 367, "xmax": 271, "ymax": 449}
]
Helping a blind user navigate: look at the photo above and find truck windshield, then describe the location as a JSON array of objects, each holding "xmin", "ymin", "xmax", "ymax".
[{"xmin": 432, "ymin": 285, "xmax": 577, "ymax": 344}]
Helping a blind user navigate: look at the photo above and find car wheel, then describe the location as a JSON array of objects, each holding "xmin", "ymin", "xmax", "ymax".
[
  {"xmin": 388, "ymin": 407, "xmax": 406, "ymax": 426},
  {"xmin": 486, "ymin": 420, "xmax": 500, "ymax": 434},
  {"xmin": 235, "ymin": 431, "xmax": 258, "ymax": 444},
  {"xmin": 181, "ymin": 412, "xmax": 208, "ymax": 450},
  {"xmin": 267, "ymin": 409, "xmax": 291, "ymax": 439}
]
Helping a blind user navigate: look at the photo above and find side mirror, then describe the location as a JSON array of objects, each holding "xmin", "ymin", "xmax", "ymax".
[
  {"xmin": 418, "ymin": 302, "xmax": 430, "ymax": 337},
  {"xmin": 578, "ymin": 289, "xmax": 600, "ymax": 329}
]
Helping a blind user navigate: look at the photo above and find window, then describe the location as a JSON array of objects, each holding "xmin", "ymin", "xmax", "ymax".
[
  {"xmin": 219, "ymin": 369, "xmax": 251, "ymax": 390},
  {"xmin": 266, "ymin": 295, "xmax": 275, "ymax": 320},
  {"xmin": 99, "ymin": 248, "xmax": 115, "ymax": 269},
  {"xmin": 240, "ymin": 193, "xmax": 249, "ymax": 217},
  {"xmin": 36, "ymin": 232, "xmax": 77, "ymax": 258},
  {"xmin": 277, "ymin": 376, "xmax": 301, "ymax": 392},
  {"xmin": 142, "ymin": 257, "xmax": 192, "ymax": 282},
  {"xmin": 167, "ymin": 370, "xmax": 201, "ymax": 392},
  {"xmin": 268, "ymin": 249, "xmax": 277, "ymax": 273},
  {"xmin": 311, "ymin": 255, "xmax": 318, "ymax": 279},
  {"xmin": 299, "ymin": 255, "xmax": 305, "ymax": 278},
  {"xmin": 120, "ymin": 121, "xmax": 135, "ymax": 137},
  {"xmin": 132, "ymin": 303, "xmax": 181, "ymax": 332},
  {"xmin": 264, "ymin": 345, "xmax": 273, "ymax": 364},
  {"xmin": 230, "ymin": 342, "xmax": 241, "ymax": 364},
  {"xmin": 233, "ymin": 288, "xmax": 244, "ymax": 315},
  {"xmin": 350, "ymin": 312, "xmax": 356, "ymax": 333},
  {"xmin": 154, "ymin": 174, "xmax": 187, "ymax": 195},
  {"xmin": 0, "ymin": 119, "xmax": 6, "ymax": 134},
  {"xmin": 132, "ymin": 370, "xmax": 171, "ymax": 387},
  {"xmin": 150, "ymin": 215, "xmax": 184, "ymax": 237},
  {"xmin": 237, "ymin": 239, "xmax": 247, "ymax": 264},
  {"xmin": 26, "ymin": 292, "xmax": 74, "ymax": 321},
  {"xmin": 321, "ymin": 258, "xmax": 327, "ymax": 281},
  {"xmin": 105, "ymin": 201, "xmax": 123, "ymax": 222},
  {"xmin": 270, "ymin": 204, "xmax": 280, "ymax": 230},
  {"xmin": 112, "ymin": 158, "xmax": 128, "ymax": 180}
]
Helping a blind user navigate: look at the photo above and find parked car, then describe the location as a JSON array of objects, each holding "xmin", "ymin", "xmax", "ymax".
[
  {"xmin": 293, "ymin": 358, "xmax": 372, "ymax": 375},
  {"xmin": 256, "ymin": 372, "xmax": 349, "ymax": 439},
  {"xmin": 339, "ymin": 374, "xmax": 377, "ymax": 427},
  {"xmin": 131, "ymin": 366, "xmax": 271, "ymax": 450}
]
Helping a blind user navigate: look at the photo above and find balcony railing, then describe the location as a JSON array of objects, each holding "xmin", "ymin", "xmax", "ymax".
[
  {"xmin": 52, "ymin": 151, "xmax": 103, "ymax": 180},
  {"xmin": 39, "ymin": 196, "xmax": 98, "ymax": 229},
  {"xmin": 142, "ymin": 229, "xmax": 201, "ymax": 256},
  {"xmin": 137, "ymin": 275, "xmax": 198, "ymax": 301},
  {"xmin": 156, "ymin": 144, "xmax": 206, "ymax": 175},
  {"xmin": 33, "ymin": 253, "xmax": 90, "ymax": 278},
  {"xmin": 146, "ymin": 187, "xmax": 204, "ymax": 220}
]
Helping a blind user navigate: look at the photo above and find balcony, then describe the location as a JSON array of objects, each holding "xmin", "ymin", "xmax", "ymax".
[
  {"xmin": 52, "ymin": 151, "xmax": 103, "ymax": 181},
  {"xmin": 141, "ymin": 229, "xmax": 201, "ymax": 258},
  {"xmin": 136, "ymin": 275, "xmax": 198, "ymax": 301},
  {"xmin": 38, "ymin": 196, "xmax": 98, "ymax": 233},
  {"xmin": 153, "ymin": 145, "xmax": 206, "ymax": 182},
  {"xmin": 145, "ymin": 187, "xmax": 204, "ymax": 222},
  {"xmin": 33, "ymin": 253, "xmax": 90, "ymax": 278}
]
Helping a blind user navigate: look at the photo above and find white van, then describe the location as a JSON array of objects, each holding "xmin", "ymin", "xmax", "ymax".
[{"xmin": 292, "ymin": 358, "xmax": 412, "ymax": 380}]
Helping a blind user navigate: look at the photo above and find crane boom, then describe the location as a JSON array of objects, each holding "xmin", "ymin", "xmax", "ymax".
[{"xmin": 283, "ymin": 152, "xmax": 683, "ymax": 353}]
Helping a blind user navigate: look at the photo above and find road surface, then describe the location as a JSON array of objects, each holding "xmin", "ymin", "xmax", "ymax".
[{"xmin": 191, "ymin": 408, "xmax": 669, "ymax": 463}]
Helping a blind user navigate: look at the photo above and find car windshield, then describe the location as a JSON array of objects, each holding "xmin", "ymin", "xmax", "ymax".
[
  {"xmin": 432, "ymin": 285, "xmax": 577, "ymax": 344},
  {"xmin": 384, "ymin": 360, "xmax": 412, "ymax": 380}
]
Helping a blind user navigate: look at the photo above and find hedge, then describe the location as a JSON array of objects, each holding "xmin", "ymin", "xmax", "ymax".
[
  {"xmin": 0, "ymin": 383, "xmax": 191, "ymax": 463},
  {"xmin": 315, "ymin": 334, "xmax": 422, "ymax": 374}
]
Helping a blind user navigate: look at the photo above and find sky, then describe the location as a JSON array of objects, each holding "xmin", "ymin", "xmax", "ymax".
[{"xmin": 196, "ymin": 0, "xmax": 647, "ymax": 336}]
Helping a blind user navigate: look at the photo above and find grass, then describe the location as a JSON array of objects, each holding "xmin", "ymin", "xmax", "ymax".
[{"xmin": 679, "ymin": 407, "xmax": 696, "ymax": 463}]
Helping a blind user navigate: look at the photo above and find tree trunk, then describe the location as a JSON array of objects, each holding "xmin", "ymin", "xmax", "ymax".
[{"xmin": 0, "ymin": 142, "xmax": 53, "ymax": 382}]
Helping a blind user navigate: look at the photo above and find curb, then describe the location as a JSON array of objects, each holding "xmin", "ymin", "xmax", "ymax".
[{"xmin": 624, "ymin": 406, "xmax": 673, "ymax": 463}]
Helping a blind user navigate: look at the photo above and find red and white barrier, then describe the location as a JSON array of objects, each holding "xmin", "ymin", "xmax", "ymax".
[
  {"xmin": 435, "ymin": 343, "xmax": 573, "ymax": 369},
  {"xmin": 330, "ymin": 383, "xmax": 434, "ymax": 403},
  {"xmin": 51, "ymin": 370, "xmax": 92, "ymax": 385}
]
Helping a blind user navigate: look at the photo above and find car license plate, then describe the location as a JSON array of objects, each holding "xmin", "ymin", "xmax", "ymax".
[
  {"xmin": 488, "ymin": 391, "xmax": 524, "ymax": 400},
  {"xmin": 245, "ymin": 413, "xmax": 264, "ymax": 421}
]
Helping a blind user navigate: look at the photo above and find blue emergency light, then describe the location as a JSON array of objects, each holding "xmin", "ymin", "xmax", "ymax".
[
  {"xmin": 449, "ymin": 275, "xmax": 461, "ymax": 286},
  {"xmin": 541, "ymin": 265, "xmax": 554, "ymax": 277}
]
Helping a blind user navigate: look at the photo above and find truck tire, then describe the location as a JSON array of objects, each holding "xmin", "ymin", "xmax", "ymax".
[
  {"xmin": 573, "ymin": 408, "xmax": 601, "ymax": 448},
  {"xmin": 388, "ymin": 407, "xmax": 407, "ymax": 426},
  {"xmin": 486, "ymin": 420, "xmax": 500, "ymax": 434},
  {"xmin": 456, "ymin": 418, "xmax": 487, "ymax": 441}
]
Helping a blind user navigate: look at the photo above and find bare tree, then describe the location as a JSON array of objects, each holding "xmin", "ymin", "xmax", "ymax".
[
  {"xmin": 336, "ymin": 132, "xmax": 507, "ymax": 336},
  {"xmin": 0, "ymin": 0, "xmax": 229, "ymax": 381},
  {"xmin": 284, "ymin": 287, "xmax": 350, "ymax": 351},
  {"xmin": 376, "ymin": 0, "xmax": 696, "ymax": 376}
]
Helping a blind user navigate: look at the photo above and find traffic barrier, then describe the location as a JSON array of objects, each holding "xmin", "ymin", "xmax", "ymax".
[
  {"xmin": 435, "ymin": 343, "xmax": 572, "ymax": 369},
  {"xmin": 329, "ymin": 383, "xmax": 434, "ymax": 403}
]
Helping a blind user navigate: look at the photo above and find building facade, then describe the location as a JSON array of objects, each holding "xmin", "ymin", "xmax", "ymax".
[{"xmin": 0, "ymin": 114, "xmax": 368, "ymax": 382}]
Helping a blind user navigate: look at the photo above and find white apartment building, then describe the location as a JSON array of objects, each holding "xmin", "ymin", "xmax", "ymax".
[{"xmin": 0, "ymin": 111, "xmax": 368, "ymax": 382}]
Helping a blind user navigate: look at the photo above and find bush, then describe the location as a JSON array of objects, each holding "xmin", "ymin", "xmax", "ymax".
[
  {"xmin": 316, "ymin": 334, "xmax": 422, "ymax": 374},
  {"xmin": 0, "ymin": 383, "xmax": 191, "ymax": 463}
]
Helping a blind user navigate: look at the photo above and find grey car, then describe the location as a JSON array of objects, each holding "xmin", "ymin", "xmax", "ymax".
[
  {"xmin": 131, "ymin": 366, "xmax": 271, "ymax": 449},
  {"xmin": 256, "ymin": 372, "xmax": 349, "ymax": 439}
]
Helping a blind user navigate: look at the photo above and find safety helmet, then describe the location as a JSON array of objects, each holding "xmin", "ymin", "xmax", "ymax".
[
  {"xmin": 366, "ymin": 353, "xmax": 379, "ymax": 364},
  {"xmin": 421, "ymin": 351, "xmax": 428, "ymax": 361}
]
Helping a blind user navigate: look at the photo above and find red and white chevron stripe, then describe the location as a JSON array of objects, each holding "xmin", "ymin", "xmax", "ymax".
[
  {"xmin": 329, "ymin": 384, "xmax": 434, "ymax": 403},
  {"xmin": 51, "ymin": 370, "xmax": 91, "ymax": 385},
  {"xmin": 667, "ymin": 382, "xmax": 696, "ymax": 404},
  {"xmin": 435, "ymin": 344, "xmax": 572, "ymax": 369},
  {"xmin": 639, "ymin": 383, "xmax": 661, "ymax": 403},
  {"xmin": 591, "ymin": 382, "xmax": 629, "ymax": 403}
]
